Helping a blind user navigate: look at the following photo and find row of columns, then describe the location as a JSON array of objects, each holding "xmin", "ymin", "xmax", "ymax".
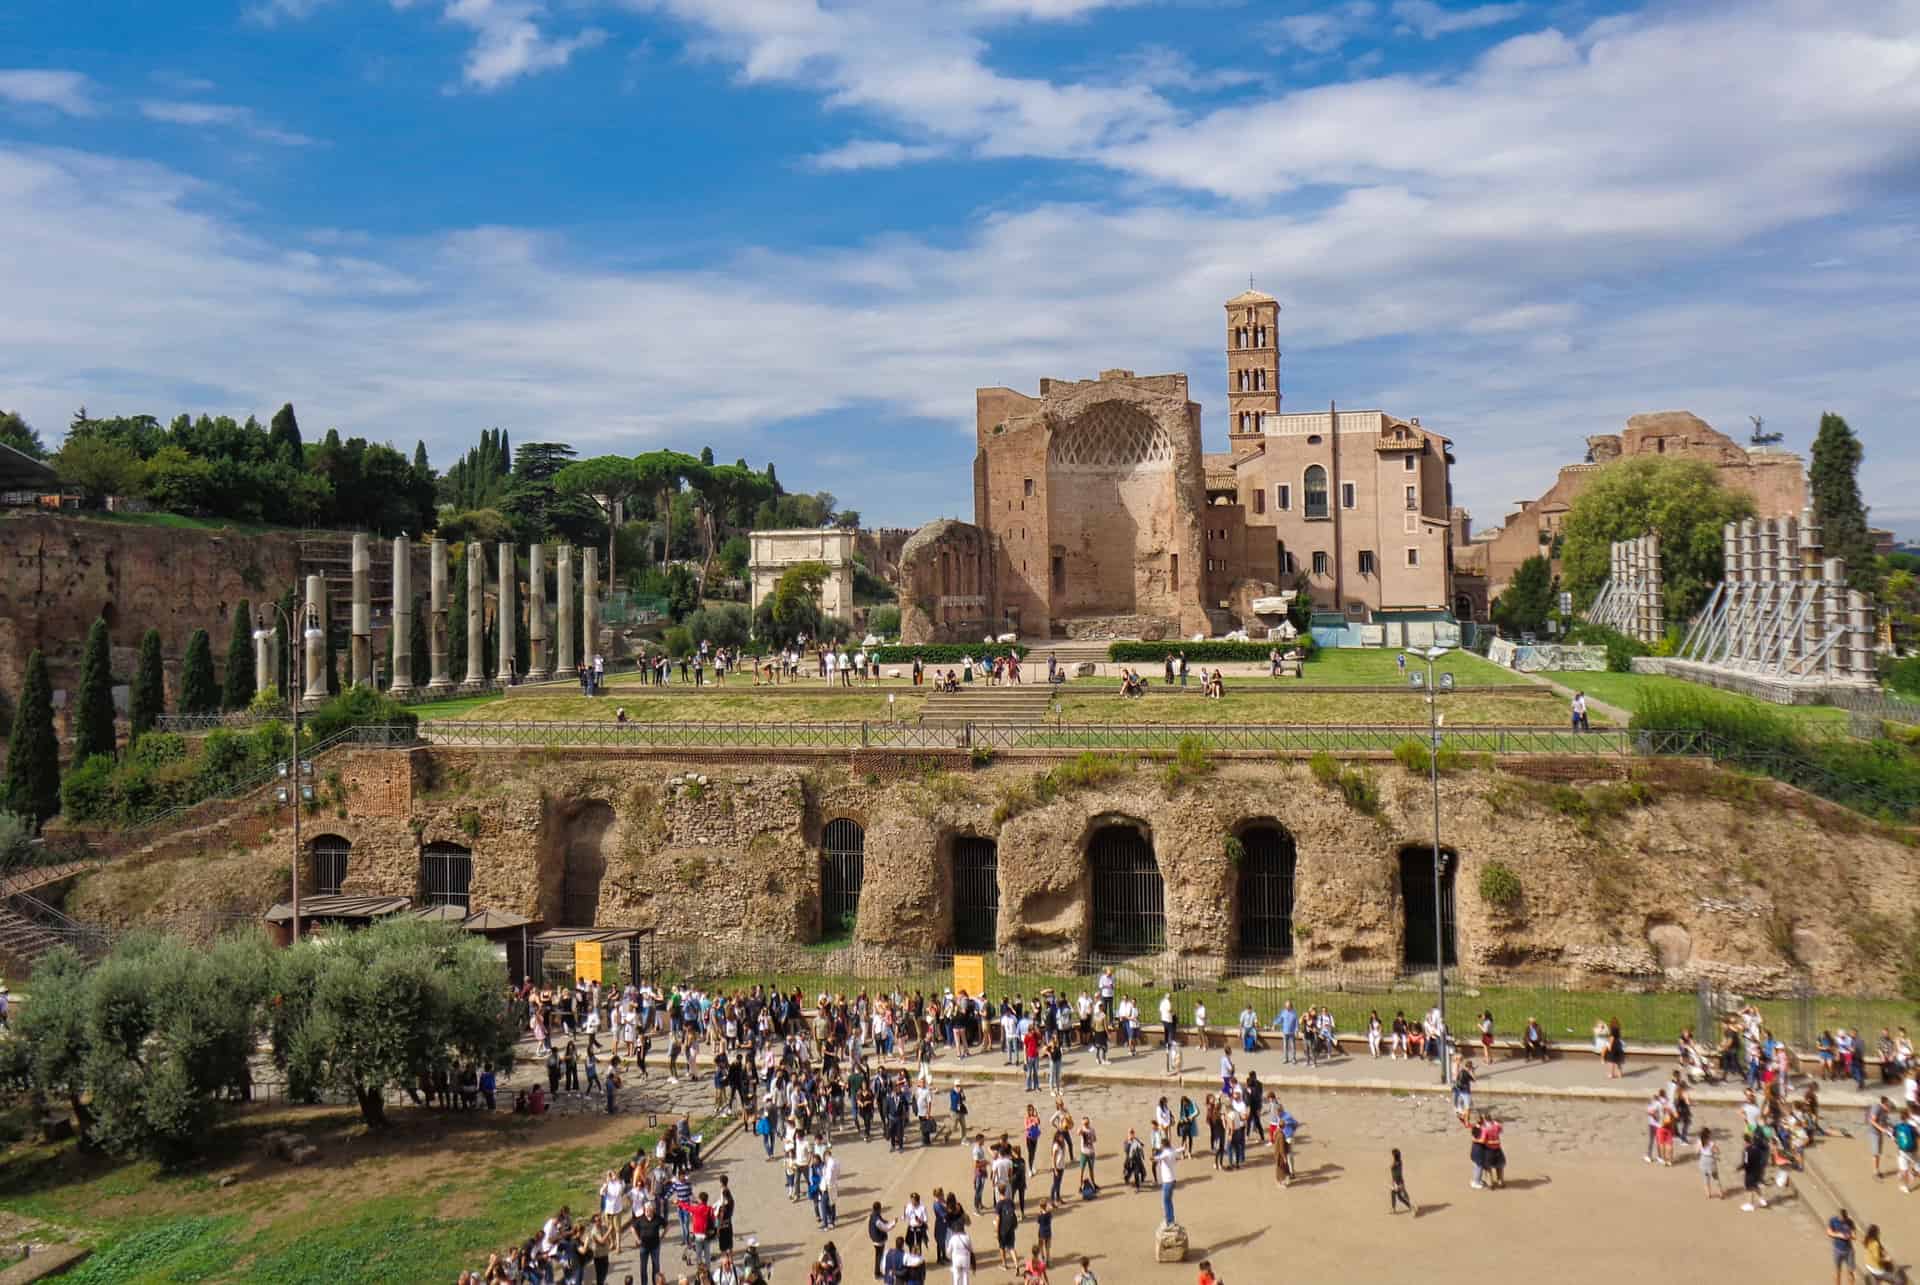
[
  {"xmin": 1714, "ymin": 509, "xmax": 1874, "ymax": 682},
  {"xmin": 1606, "ymin": 534, "xmax": 1664, "ymax": 645},
  {"xmin": 300, "ymin": 538, "xmax": 602, "ymax": 702}
]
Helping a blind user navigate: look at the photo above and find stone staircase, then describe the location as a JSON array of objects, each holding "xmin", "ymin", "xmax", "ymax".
[
  {"xmin": 0, "ymin": 902, "xmax": 64, "ymax": 968},
  {"xmin": 920, "ymin": 683, "xmax": 1058, "ymax": 725}
]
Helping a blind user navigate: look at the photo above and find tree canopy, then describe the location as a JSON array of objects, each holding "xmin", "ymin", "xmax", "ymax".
[
  {"xmin": 0, "ymin": 410, "xmax": 45, "ymax": 458},
  {"xmin": 4, "ymin": 651, "xmax": 61, "ymax": 824},
  {"xmin": 73, "ymin": 619, "xmax": 117, "ymax": 764},
  {"xmin": 179, "ymin": 629, "xmax": 218, "ymax": 716},
  {"xmin": 1492, "ymin": 555, "xmax": 1555, "ymax": 636},
  {"xmin": 1559, "ymin": 456, "xmax": 1756, "ymax": 624},
  {"xmin": 1810, "ymin": 411, "xmax": 1877, "ymax": 597},
  {"xmin": 129, "ymin": 628, "xmax": 166, "ymax": 738}
]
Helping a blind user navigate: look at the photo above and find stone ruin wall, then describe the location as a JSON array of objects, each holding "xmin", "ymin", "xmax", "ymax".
[{"xmin": 64, "ymin": 747, "xmax": 1920, "ymax": 999}]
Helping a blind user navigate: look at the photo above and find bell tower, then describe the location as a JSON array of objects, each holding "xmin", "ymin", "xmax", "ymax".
[{"xmin": 1225, "ymin": 286, "xmax": 1280, "ymax": 457}]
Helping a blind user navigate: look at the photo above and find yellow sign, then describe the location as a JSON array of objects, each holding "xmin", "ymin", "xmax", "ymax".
[
  {"xmin": 953, "ymin": 954, "xmax": 985, "ymax": 997},
  {"xmin": 575, "ymin": 941, "xmax": 603, "ymax": 985}
]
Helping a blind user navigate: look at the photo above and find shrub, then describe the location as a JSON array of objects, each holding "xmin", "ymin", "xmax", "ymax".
[
  {"xmin": 1392, "ymin": 738, "xmax": 1465, "ymax": 775},
  {"xmin": 1478, "ymin": 861, "xmax": 1523, "ymax": 909},
  {"xmin": 303, "ymin": 687, "xmax": 417, "ymax": 744},
  {"xmin": 58, "ymin": 753, "xmax": 117, "ymax": 822},
  {"xmin": 1308, "ymin": 751, "xmax": 1340, "ymax": 787},
  {"xmin": 1337, "ymin": 766, "xmax": 1381, "ymax": 815},
  {"xmin": 1564, "ymin": 622, "xmax": 1650, "ymax": 673},
  {"xmin": 873, "ymin": 644, "xmax": 1029, "ymax": 664},
  {"xmin": 1223, "ymin": 833, "xmax": 1246, "ymax": 866},
  {"xmin": 663, "ymin": 626, "xmax": 694, "ymax": 658},
  {"xmin": 970, "ymin": 744, "xmax": 994, "ymax": 767},
  {"xmin": 1890, "ymin": 656, "xmax": 1920, "ymax": 700},
  {"xmin": 1109, "ymin": 638, "xmax": 1317, "ymax": 664},
  {"xmin": 1161, "ymin": 736, "xmax": 1216, "ymax": 793},
  {"xmin": 867, "ymin": 604, "xmax": 902, "ymax": 637},
  {"xmin": 992, "ymin": 753, "xmax": 1130, "ymax": 824}
]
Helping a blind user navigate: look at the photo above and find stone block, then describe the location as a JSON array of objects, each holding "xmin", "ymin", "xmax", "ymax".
[
  {"xmin": 1154, "ymin": 1222, "xmax": 1189, "ymax": 1263},
  {"xmin": 1073, "ymin": 662, "xmax": 1097, "ymax": 677}
]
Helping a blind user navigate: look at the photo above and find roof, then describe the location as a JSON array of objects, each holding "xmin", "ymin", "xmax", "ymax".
[
  {"xmin": 407, "ymin": 904, "xmax": 534, "ymax": 934},
  {"xmin": 0, "ymin": 442, "xmax": 59, "ymax": 489},
  {"xmin": 1225, "ymin": 288, "xmax": 1277, "ymax": 306},
  {"xmin": 532, "ymin": 926, "xmax": 652, "ymax": 946},
  {"xmin": 263, "ymin": 894, "xmax": 411, "ymax": 924}
]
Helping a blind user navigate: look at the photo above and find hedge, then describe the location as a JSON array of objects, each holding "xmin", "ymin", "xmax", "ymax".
[
  {"xmin": 1108, "ymin": 638, "xmax": 1317, "ymax": 664},
  {"xmin": 872, "ymin": 645, "xmax": 1029, "ymax": 664}
]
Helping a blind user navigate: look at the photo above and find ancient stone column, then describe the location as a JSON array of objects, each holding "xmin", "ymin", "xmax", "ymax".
[
  {"xmin": 1645, "ymin": 536, "xmax": 1664, "ymax": 641},
  {"xmin": 1848, "ymin": 589, "xmax": 1874, "ymax": 683},
  {"xmin": 303, "ymin": 574, "xmax": 329, "ymax": 704},
  {"xmin": 462, "ymin": 545, "xmax": 487, "ymax": 692},
  {"xmin": 1822, "ymin": 557, "xmax": 1846, "ymax": 679},
  {"xmin": 496, "ymin": 541, "xmax": 517, "ymax": 684},
  {"xmin": 526, "ymin": 543, "xmax": 549, "ymax": 681},
  {"xmin": 428, "ymin": 538, "xmax": 452, "ymax": 692},
  {"xmin": 582, "ymin": 547, "xmax": 600, "ymax": 664},
  {"xmin": 350, "ymin": 533, "xmax": 372, "ymax": 687},
  {"xmin": 556, "ymin": 546, "xmax": 575, "ymax": 677},
  {"xmin": 390, "ymin": 537, "xmax": 415, "ymax": 697}
]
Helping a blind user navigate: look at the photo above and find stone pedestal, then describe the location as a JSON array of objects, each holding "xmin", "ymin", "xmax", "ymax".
[
  {"xmin": 428, "ymin": 538, "xmax": 452, "ymax": 692},
  {"xmin": 350, "ymin": 533, "xmax": 371, "ymax": 687},
  {"xmin": 461, "ymin": 544, "xmax": 487, "ymax": 692},
  {"xmin": 526, "ymin": 542, "xmax": 549, "ymax": 681},
  {"xmin": 1154, "ymin": 1223, "xmax": 1188, "ymax": 1263},
  {"xmin": 390, "ymin": 536, "xmax": 415, "ymax": 697}
]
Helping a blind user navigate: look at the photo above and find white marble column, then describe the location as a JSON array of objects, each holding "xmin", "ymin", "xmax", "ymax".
[
  {"xmin": 428, "ymin": 538, "xmax": 452, "ymax": 692},
  {"xmin": 390, "ymin": 537, "xmax": 415, "ymax": 697},
  {"xmin": 461, "ymin": 545, "xmax": 487, "ymax": 692},
  {"xmin": 496, "ymin": 542, "xmax": 517, "ymax": 684},
  {"xmin": 303, "ymin": 574, "xmax": 329, "ymax": 704},
  {"xmin": 526, "ymin": 543, "xmax": 549, "ymax": 681},
  {"xmin": 556, "ymin": 546, "xmax": 575, "ymax": 677},
  {"xmin": 350, "ymin": 532, "xmax": 372, "ymax": 687}
]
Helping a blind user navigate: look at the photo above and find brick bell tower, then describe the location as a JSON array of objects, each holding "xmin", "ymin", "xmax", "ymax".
[{"xmin": 1225, "ymin": 285, "xmax": 1280, "ymax": 457}]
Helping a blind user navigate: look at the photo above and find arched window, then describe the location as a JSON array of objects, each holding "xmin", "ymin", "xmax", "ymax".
[
  {"xmin": 1235, "ymin": 825, "xmax": 1297, "ymax": 957},
  {"xmin": 821, "ymin": 818, "xmax": 865, "ymax": 940},
  {"xmin": 1399, "ymin": 845, "xmax": 1457, "ymax": 967},
  {"xmin": 1090, "ymin": 824, "xmax": 1164, "ymax": 952},
  {"xmin": 1304, "ymin": 465, "xmax": 1329, "ymax": 519},
  {"xmin": 952, "ymin": 836, "xmax": 999, "ymax": 951},
  {"xmin": 422, "ymin": 841, "xmax": 473, "ymax": 910},
  {"xmin": 310, "ymin": 835, "xmax": 350, "ymax": 896}
]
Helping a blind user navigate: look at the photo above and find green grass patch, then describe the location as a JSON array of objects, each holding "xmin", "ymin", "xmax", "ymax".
[
  {"xmin": 1299, "ymin": 648, "xmax": 1530, "ymax": 687},
  {"xmin": 1539, "ymin": 671, "xmax": 1850, "ymax": 725}
]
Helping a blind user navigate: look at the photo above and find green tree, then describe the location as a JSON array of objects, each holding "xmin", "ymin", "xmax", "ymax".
[
  {"xmin": 412, "ymin": 439, "xmax": 430, "ymax": 476},
  {"xmin": 15, "ymin": 947, "xmax": 97, "ymax": 1143},
  {"xmin": 0, "ymin": 410, "xmax": 45, "ymax": 458},
  {"xmin": 266, "ymin": 917, "xmax": 517, "ymax": 1128},
  {"xmin": 1559, "ymin": 456, "xmax": 1756, "ymax": 623},
  {"xmin": 554, "ymin": 455, "xmax": 645, "ymax": 584},
  {"xmin": 772, "ymin": 561, "xmax": 829, "ymax": 634},
  {"xmin": 410, "ymin": 594, "xmax": 430, "ymax": 685},
  {"xmin": 179, "ymin": 628, "xmax": 218, "ymax": 715},
  {"xmin": 223, "ymin": 599, "xmax": 256, "ymax": 710},
  {"xmin": 1810, "ymin": 411, "xmax": 1877, "ymax": 597},
  {"xmin": 73, "ymin": 618, "xmax": 118, "ymax": 763},
  {"xmin": 699, "ymin": 445, "xmax": 714, "ymax": 466},
  {"xmin": 129, "ymin": 628, "xmax": 165, "ymax": 737},
  {"xmin": 4, "ymin": 651, "xmax": 61, "ymax": 824},
  {"xmin": 53, "ymin": 433, "xmax": 146, "ymax": 498},
  {"xmin": 449, "ymin": 546, "xmax": 470, "ymax": 679},
  {"xmin": 268, "ymin": 402, "xmax": 303, "ymax": 464},
  {"xmin": 1492, "ymin": 555, "xmax": 1555, "ymax": 636},
  {"xmin": 632, "ymin": 450, "xmax": 707, "ymax": 569}
]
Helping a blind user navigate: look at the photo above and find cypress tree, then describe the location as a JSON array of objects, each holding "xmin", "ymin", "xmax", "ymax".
[
  {"xmin": 269, "ymin": 402, "xmax": 303, "ymax": 464},
  {"xmin": 410, "ymin": 594, "xmax": 430, "ymax": 686},
  {"xmin": 130, "ymin": 628, "xmax": 165, "ymax": 737},
  {"xmin": 448, "ymin": 547, "xmax": 469, "ymax": 679},
  {"xmin": 223, "ymin": 599, "xmax": 256, "ymax": 710},
  {"xmin": 179, "ymin": 629, "xmax": 218, "ymax": 715},
  {"xmin": 483, "ymin": 606, "xmax": 497, "ymax": 679},
  {"xmin": 413, "ymin": 440, "xmax": 429, "ymax": 474},
  {"xmin": 1810, "ymin": 412, "xmax": 1877, "ymax": 596},
  {"xmin": 73, "ymin": 618, "xmax": 117, "ymax": 762},
  {"xmin": 5, "ymin": 651, "xmax": 61, "ymax": 823}
]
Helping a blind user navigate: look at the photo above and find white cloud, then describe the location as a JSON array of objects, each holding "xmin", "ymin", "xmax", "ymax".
[
  {"xmin": 0, "ymin": 70, "xmax": 99, "ymax": 117},
  {"xmin": 1115, "ymin": 46, "xmax": 1264, "ymax": 92},
  {"xmin": 1389, "ymin": 0, "xmax": 1527, "ymax": 39},
  {"xmin": 138, "ymin": 100, "xmax": 316, "ymax": 146},
  {"xmin": 445, "ymin": 0, "xmax": 607, "ymax": 90},
  {"xmin": 1260, "ymin": 3, "xmax": 1377, "ymax": 57},
  {"xmin": 805, "ymin": 139, "xmax": 948, "ymax": 171}
]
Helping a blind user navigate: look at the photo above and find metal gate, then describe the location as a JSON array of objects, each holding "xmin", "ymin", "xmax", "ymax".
[
  {"xmin": 1399, "ymin": 846, "xmax": 1455, "ymax": 967},
  {"xmin": 421, "ymin": 842, "xmax": 473, "ymax": 910},
  {"xmin": 821, "ymin": 818, "xmax": 865, "ymax": 938},
  {"xmin": 1090, "ymin": 826, "xmax": 1164, "ymax": 952},
  {"xmin": 953, "ymin": 836, "xmax": 1000, "ymax": 951},
  {"xmin": 1236, "ymin": 826, "xmax": 1296, "ymax": 957},
  {"xmin": 310, "ymin": 835, "xmax": 350, "ymax": 896},
  {"xmin": 560, "ymin": 846, "xmax": 603, "ymax": 927}
]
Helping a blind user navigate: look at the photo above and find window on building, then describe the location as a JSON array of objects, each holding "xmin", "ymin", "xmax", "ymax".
[
  {"xmin": 1341, "ymin": 481, "xmax": 1356, "ymax": 509},
  {"xmin": 1311, "ymin": 551, "xmax": 1330, "ymax": 577},
  {"xmin": 1304, "ymin": 466, "xmax": 1329, "ymax": 519},
  {"xmin": 1170, "ymin": 553, "xmax": 1179, "ymax": 590},
  {"xmin": 1405, "ymin": 485, "xmax": 1417, "ymax": 510},
  {"xmin": 1406, "ymin": 547, "xmax": 1420, "ymax": 567},
  {"xmin": 1276, "ymin": 483, "xmax": 1291, "ymax": 511},
  {"xmin": 1404, "ymin": 453, "xmax": 1417, "ymax": 471},
  {"xmin": 1253, "ymin": 488, "xmax": 1265, "ymax": 515},
  {"xmin": 1358, "ymin": 550, "xmax": 1376, "ymax": 576},
  {"xmin": 1256, "ymin": 325, "xmax": 1266, "ymax": 346},
  {"xmin": 1051, "ymin": 555, "xmax": 1065, "ymax": 594},
  {"xmin": 1024, "ymin": 477, "xmax": 1034, "ymax": 497}
]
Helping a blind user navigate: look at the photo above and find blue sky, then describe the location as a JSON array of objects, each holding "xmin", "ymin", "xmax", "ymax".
[{"xmin": 2, "ymin": 0, "xmax": 1917, "ymax": 535}]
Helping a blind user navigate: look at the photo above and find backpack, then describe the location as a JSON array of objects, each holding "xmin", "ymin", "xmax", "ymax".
[{"xmin": 1895, "ymin": 1121, "xmax": 1917, "ymax": 1153}]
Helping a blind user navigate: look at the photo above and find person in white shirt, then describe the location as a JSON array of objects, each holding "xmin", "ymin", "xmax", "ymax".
[
  {"xmin": 1154, "ymin": 1144, "xmax": 1180, "ymax": 1226},
  {"xmin": 1159, "ymin": 994, "xmax": 1176, "ymax": 1048},
  {"xmin": 947, "ymin": 1225, "xmax": 974, "ymax": 1284}
]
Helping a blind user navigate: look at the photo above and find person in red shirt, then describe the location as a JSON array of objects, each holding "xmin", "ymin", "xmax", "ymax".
[
  {"xmin": 1196, "ymin": 1261, "xmax": 1219, "ymax": 1285},
  {"xmin": 677, "ymin": 1191, "xmax": 716, "ymax": 1270}
]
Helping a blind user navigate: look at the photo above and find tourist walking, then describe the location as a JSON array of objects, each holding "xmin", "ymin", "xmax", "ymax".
[{"xmin": 1389, "ymin": 1148, "xmax": 1412, "ymax": 1213}]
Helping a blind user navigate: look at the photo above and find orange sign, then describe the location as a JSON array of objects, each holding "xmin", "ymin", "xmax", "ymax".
[
  {"xmin": 953, "ymin": 954, "xmax": 985, "ymax": 996},
  {"xmin": 575, "ymin": 941, "xmax": 603, "ymax": 985}
]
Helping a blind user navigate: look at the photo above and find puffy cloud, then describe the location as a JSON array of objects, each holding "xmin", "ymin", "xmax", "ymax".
[
  {"xmin": 804, "ymin": 139, "xmax": 948, "ymax": 171},
  {"xmin": 1389, "ymin": 0, "xmax": 1527, "ymax": 39},
  {"xmin": 0, "ymin": 70, "xmax": 99, "ymax": 117},
  {"xmin": 137, "ymin": 100, "xmax": 316, "ymax": 146},
  {"xmin": 445, "ymin": 0, "xmax": 607, "ymax": 90}
]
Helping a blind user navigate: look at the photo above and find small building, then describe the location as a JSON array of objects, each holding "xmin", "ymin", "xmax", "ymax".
[{"xmin": 748, "ymin": 529, "xmax": 857, "ymax": 623}]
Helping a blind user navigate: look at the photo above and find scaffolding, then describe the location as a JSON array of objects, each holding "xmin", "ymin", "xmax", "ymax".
[{"xmin": 1585, "ymin": 534, "xmax": 1665, "ymax": 644}]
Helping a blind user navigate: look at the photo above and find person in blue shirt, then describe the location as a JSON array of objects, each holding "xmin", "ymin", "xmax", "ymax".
[{"xmin": 1274, "ymin": 1001, "xmax": 1301, "ymax": 1064}]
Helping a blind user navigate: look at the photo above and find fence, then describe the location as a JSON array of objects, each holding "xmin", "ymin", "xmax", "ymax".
[{"xmin": 636, "ymin": 938, "xmax": 1867, "ymax": 1050}]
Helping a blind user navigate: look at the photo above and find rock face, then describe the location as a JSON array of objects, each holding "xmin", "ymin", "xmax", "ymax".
[{"xmin": 70, "ymin": 749, "xmax": 1920, "ymax": 997}]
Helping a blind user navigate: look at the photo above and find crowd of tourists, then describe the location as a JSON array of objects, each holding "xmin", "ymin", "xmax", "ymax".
[{"xmin": 467, "ymin": 974, "xmax": 1920, "ymax": 1284}]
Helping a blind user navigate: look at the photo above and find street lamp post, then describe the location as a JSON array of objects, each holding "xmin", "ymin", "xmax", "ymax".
[
  {"xmin": 256, "ymin": 601, "xmax": 323, "ymax": 944},
  {"xmin": 1411, "ymin": 645, "xmax": 1455, "ymax": 1085}
]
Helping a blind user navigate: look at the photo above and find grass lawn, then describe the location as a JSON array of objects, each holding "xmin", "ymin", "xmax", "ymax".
[
  {"xmin": 1298, "ymin": 647, "xmax": 1530, "ymax": 686},
  {"xmin": 1538, "ymin": 670, "xmax": 1852, "ymax": 725},
  {"xmin": 447, "ymin": 691, "xmax": 924, "ymax": 722},
  {"xmin": 41, "ymin": 510, "xmax": 285, "ymax": 535},
  {"xmin": 0, "ymin": 1107, "xmax": 703, "ymax": 1283}
]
